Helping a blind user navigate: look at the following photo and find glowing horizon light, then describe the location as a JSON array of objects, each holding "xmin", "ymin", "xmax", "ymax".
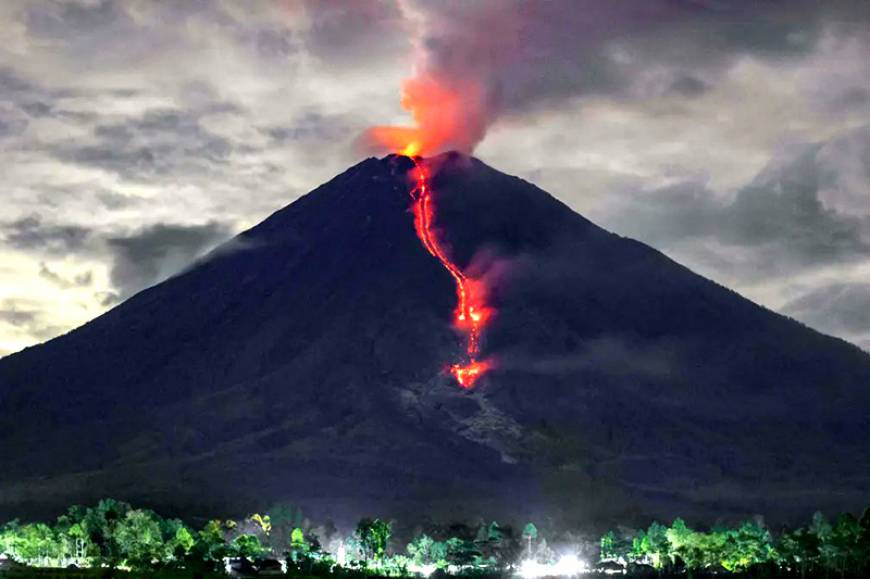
[
  {"xmin": 518, "ymin": 555, "xmax": 589, "ymax": 578},
  {"xmin": 554, "ymin": 554, "xmax": 589, "ymax": 576},
  {"xmin": 407, "ymin": 563, "xmax": 438, "ymax": 577}
]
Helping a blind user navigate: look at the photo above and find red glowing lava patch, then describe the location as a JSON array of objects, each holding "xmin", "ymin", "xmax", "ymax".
[{"xmin": 408, "ymin": 158, "xmax": 492, "ymax": 388}]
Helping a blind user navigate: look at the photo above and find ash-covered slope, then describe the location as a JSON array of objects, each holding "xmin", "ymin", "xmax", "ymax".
[{"xmin": 0, "ymin": 152, "xmax": 868, "ymax": 526}]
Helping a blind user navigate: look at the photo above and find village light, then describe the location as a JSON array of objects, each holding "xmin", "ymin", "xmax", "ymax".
[
  {"xmin": 518, "ymin": 554, "xmax": 589, "ymax": 578},
  {"xmin": 553, "ymin": 554, "xmax": 588, "ymax": 575}
]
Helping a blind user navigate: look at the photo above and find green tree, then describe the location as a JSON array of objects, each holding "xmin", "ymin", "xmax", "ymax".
[
  {"xmin": 445, "ymin": 536, "xmax": 479, "ymax": 567},
  {"xmin": 159, "ymin": 518, "xmax": 194, "ymax": 563},
  {"xmin": 780, "ymin": 526, "xmax": 820, "ymax": 579},
  {"xmin": 630, "ymin": 530, "xmax": 649, "ymax": 564},
  {"xmin": 407, "ymin": 534, "xmax": 448, "ymax": 568},
  {"xmin": 193, "ymin": 519, "xmax": 232, "ymax": 565},
  {"xmin": 114, "ymin": 509, "xmax": 165, "ymax": 569},
  {"xmin": 645, "ymin": 521, "xmax": 670, "ymax": 568},
  {"xmin": 600, "ymin": 530, "xmax": 616, "ymax": 561},
  {"xmin": 828, "ymin": 513, "xmax": 863, "ymax": 577},
  {"xmin": 232, "ymin": 534, "xmax": 265, "ymax": 560},
  {"xmin": 265, "ymin": 504, "xmax": 307, "ymax": 556},
  {"xmin": 12, "ymin": 523, "xmax": 62, "ymax": 565},
  {"xmin": 665, "ymin": 518, "xmax": 696, "ymax": 567},
  {"xmin": 473, "ymin": 521, "xmax": 514, "ymax": 567},
  {"xmin": 522, "ymin": 523, "xmax": 538, "ymax": 559},
  {"xmin": 81, "ymin": 498, "xmax": 133, "ymax": 567},
  {"xmin": 288, "ymin": 527, "xmax": 310, "ymax": 562},
  {"xmin": 354, "ymin": 518, "xmax": 391, "ymax": 563},
  {"xmin": 0, "ymin": 521, "xmax": 22, "ymax": 560},
  {"xmin": 718, "ymin": 520, "xmax": 776, "ymax": 572}
]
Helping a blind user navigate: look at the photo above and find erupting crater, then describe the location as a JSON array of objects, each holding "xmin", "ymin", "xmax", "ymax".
[{"xmin": 407, "ymin": 156, "xmax": 492, "ymax": 388}]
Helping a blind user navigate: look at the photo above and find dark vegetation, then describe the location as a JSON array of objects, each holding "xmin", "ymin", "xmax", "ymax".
[{"xmin": 1, "ymin": 499, "xmax": 869, "ymax": 578}]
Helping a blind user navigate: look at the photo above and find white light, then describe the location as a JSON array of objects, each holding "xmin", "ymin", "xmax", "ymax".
[
  {"xmin": 518, "ymin": 555, "xmax": 588, "ymax": 578},
  {"xmin": 408, "ymin": 563, "xmax": 437, "ymax": 576},
  {"xmin": 518, "ymin": 559, "xmax": 548, "ymax": 579},
  {"xmin": 553, "ymin": 554, "xmax": 588, "ymax": 576}
]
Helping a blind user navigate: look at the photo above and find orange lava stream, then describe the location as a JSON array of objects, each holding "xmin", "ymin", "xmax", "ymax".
[{"xmin": 408, "ymin": 157, "xmax": 491, "ymax": 388}]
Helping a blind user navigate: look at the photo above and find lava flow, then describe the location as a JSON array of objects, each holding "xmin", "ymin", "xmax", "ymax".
[{"xmin": 407, "ymin": 156, "xmax": 491, "ymax": 388}]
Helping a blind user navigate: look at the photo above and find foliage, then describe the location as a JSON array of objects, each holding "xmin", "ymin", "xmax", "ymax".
[
  {"xmin": 407, "ymin": 534, "xmax": 447, "ymax": 567},
  {"xmin": 1, "ymin": 498, "xmax": 869, "ymax": 577},
  {"xmin": 354, "ymin": 518, "xmax": 392, "ymax": 562},
  {"xmin": 598, "ymin": 510, "xmax": 870, "ymax": 576}
]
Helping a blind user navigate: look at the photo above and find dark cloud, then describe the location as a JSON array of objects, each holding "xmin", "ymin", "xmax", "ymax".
[
  {"xmin": 669, "ymin": 74, "xmax": 709, "ymax": 97},
  {"xmin": 3, "ymin": 214, "xmax": 92, "ymax": 255},
  {"xmin": 366, "ymin": 0, "xmax": 869, "ymax": 154},
  {"xmin": 410, "ymin": 0, "xmax": 866, "ymax": 121},
  {"xmin": 105, "ymin": 222, "xmax": 233, "ymax": 299}
]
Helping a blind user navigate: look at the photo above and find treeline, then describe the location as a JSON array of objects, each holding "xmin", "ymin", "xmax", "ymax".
[
  {"xmin": 0, "ymin": 499, "xmax": 524, "ymax": 574},
  {"xmin": 0, "ymin": 499, "xmax": 316, "ymax": 573},
  {"xmin": 1, "ymin": 498, "xmax": 869, "ymax": 577},
  {"xmin": 600, "ymin": 511, "xmax": 870, "ymax": 576}
]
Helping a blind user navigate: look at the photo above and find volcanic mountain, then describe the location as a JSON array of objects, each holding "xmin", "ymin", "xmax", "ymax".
[{"xmin": 1, "ymin": 153, "xmax": 868, "ymax": 527}]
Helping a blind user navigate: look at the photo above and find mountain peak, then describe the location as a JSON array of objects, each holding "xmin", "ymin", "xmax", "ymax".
[{"xmin": 0, "ymin": 156, "xmax": 868, "ymax": 525}]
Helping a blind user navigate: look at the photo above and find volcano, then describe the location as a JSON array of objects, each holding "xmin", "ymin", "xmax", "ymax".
[{"xmin": 1, "ymin": 153, "xmax": 868, "ymax": 527}]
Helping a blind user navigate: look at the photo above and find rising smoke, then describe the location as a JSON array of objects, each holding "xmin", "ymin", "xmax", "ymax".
[{"xmin": 363, "ymin": 0, "xmax": 859, "ymax": 156}]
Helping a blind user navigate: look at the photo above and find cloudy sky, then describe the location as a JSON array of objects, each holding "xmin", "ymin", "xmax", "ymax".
[{"xmin": 1, "ymin": 0, "xmax": 869, "ymax": 357}]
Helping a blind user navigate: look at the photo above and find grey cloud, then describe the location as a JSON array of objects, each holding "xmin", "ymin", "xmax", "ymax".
[
  {"xmin": 0, "ymin": 67, "xmax": 63, "ymax": 126},
  {"xmin": 96, "ymin": 291, "xmax": 121, "ymax": 308},
  {"xmin": 498, "ymin": 336, "xmax": 680, "ymax": 380},
  {"xmin": 604, "ymin": 136, "xmax": 870, "ymax": 274},
  {"xmin": 105, "ymin": 221, "xmax": 233, "ymax": 299},
  {"xmin": 0, "ymin": 299, "xmax": 66, "ymax": 342},
  {"xmin": 38, "ymin": 262, "xmax": 93, "ymax": 289},
  {"xmin": 265, "ymin": 111, "xmax": 354, "ymax": 144},
  {"xmin": 53, "ymin": 108, "xmax": 236, "ymax": 180},
  {"xmin": 413, "ymin": 0, "xmax": 863, "ymax": 120},
  {"xmin": 0, "ymin": 307, "xmax": 37, "ymax": 328},
  {"xmin": 669, "ymin": 74, "xmax": 709, "ymax": 97},
  {"xmin": 302, "ymin": 0, "xmax": 408, "ymax": 66},
  {"xmin": 3, "ymin": 214, "xmax": 92, "ymax": 255},
  {"xmin": 783, "ymin": 283, "xmax": 870, "ymax": 351},
  {"xmin": 94, "ymin": 190, "xmax": 143, "ymax": 210}
]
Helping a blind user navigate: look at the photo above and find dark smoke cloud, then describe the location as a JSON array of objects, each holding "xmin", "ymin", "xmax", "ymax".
[{"xmin": 385, "ymin": 0, "xmax": 869, "ymax": 153}]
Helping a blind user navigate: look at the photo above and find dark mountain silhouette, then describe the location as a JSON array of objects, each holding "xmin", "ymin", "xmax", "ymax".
[{"xmin": 1, "ymin": 152, "xmax": 868, "ymax": 528}]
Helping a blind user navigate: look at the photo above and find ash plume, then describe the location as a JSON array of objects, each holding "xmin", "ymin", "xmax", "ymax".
[{"xmin": 364, "ymin": 0, "xmax": 866, "ymax": 156}]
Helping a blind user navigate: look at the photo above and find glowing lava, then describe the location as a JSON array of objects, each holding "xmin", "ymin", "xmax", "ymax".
[{"xmin": 408, "ymin": 157, "xmax": 492, "ymax": 388}]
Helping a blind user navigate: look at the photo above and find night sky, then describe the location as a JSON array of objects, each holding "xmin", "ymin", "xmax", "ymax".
[{"xmin": 1, "ymin": 0, "xmax": 869, "ymax": 357}]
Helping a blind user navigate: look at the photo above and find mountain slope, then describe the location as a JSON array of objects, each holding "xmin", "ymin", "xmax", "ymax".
[{"xmin": 0, "ymin": 152, "xmax": 868, "ymax": 527}]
